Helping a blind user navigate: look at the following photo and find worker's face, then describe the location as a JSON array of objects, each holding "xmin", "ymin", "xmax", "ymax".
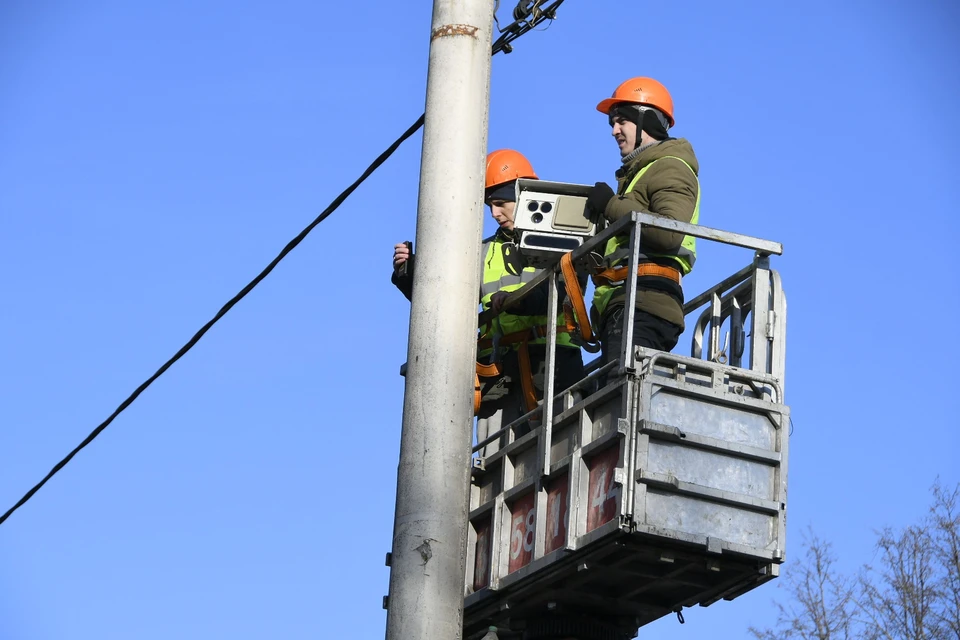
[
  {"xmin": 488, "ymin": 199, "xmax": 516, "ymax": 231},
  {"xmin": 611, "ymin": 114, "xmax": 637, "ymax": 156}
]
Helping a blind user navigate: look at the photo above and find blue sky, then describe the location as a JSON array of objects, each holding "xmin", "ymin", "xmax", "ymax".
[{"xmin": 2, "ymin": 1, "xmax": 958, "ymax": 638}]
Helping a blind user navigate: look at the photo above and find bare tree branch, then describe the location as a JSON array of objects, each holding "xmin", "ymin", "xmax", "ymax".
[
  {"xmin": 855, "ymin": 524, "xmax": 943, "ymax": 640},
  {"xmin": 749, "ymin": 482, "xmax": 960, "ymax": 640},
  {"xmin": 930, "ymin": 480, "xmax": 960, "ymax": 638},
  {"xmin": 749, "ymin": 528, "xmax": 856, "ymax": 640}
]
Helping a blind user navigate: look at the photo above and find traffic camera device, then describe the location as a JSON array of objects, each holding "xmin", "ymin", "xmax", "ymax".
[{"xmin": 511, "ymin": 179, "xmax": 597, "ymax": 268}]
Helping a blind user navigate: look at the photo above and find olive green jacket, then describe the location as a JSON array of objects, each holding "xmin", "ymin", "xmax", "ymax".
[{"xmin": 600, "ymin": 138, "xmax": 700, "ymax": 327}]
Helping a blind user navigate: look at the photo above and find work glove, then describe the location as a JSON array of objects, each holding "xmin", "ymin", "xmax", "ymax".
[{"xmin": 585, "ymin": 181, "xmax": 615, "ymax": 223}]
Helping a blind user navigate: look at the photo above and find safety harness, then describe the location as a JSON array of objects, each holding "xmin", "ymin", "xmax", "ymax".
[
  {"xmin": 592, "ymin": 262, "xmax": 681, "ymax": 287},
  {"xmin": 473, "ymin": 251, "xmax": 683, "ymax": 416},
  {"xmin": 475, "ymin": 323, "xmax": 571, "ymax": 415}
]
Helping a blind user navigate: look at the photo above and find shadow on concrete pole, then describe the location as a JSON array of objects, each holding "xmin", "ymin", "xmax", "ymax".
[{"xmin": 385, "ymin": 1, "xmax": 494, "ymax": 639}]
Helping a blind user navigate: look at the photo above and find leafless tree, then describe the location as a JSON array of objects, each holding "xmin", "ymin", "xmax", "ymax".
[
  {"xmin": 855, "ymin": 523, "xmax": 942, "ymax": 640},
  {"xmin": 749, "ymin": 529, "xmax": 856, "ymax": 640},
  {"xmin": 930, "ymin": 482, "xmax": 960, "ymax": 638},
  {"xmin": 750, "ymin": 481, "xmax": 960, "ymax": 640}
]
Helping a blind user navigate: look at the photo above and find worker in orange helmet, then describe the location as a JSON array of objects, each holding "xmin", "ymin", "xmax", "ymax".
[
  {"xmin": 392, "ymin": 150, "xmax": 584, "ymax": 449},
  {"xmin": 583, "ymin": 77, "xmax": 701, "ymax": 367}
]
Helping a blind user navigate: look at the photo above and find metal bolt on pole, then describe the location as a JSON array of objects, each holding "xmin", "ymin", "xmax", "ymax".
[{"xmin": 385, "ymin": 1, "xmax": 494, "ymax": 639}]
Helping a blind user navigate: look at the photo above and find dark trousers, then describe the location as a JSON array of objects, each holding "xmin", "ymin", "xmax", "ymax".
[
  {"xmin": 477, "ymin": 345, "xmax": 585, "ymax": 419},
  {"xmin": 599, "ymin": 304, "xmax": 683, "ymax": 370},
  {"xmin": 476, "ymin": 345, "xmax": 585, "ymax": 453}
]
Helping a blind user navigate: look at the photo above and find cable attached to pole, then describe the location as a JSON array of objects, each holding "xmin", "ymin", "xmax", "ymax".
[{"xmin": 0, "ymin": 0, "xmax": 566, "ymax": 528}]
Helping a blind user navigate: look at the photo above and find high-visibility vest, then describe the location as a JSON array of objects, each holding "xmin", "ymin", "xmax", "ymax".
[
  {"xmin": 593, "ymin": 156, "xmax": 700, "ymax": 317},
  {"xmin": 479, "ymin": 236, "xmax": 577, "ymax": 349}
]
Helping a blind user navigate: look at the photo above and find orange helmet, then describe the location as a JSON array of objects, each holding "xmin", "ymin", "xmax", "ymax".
[
  {"xmin": 485, "ymin": 149, "xmax": 538, "ymax": 190},
  {"xmin": 596, "ymin": 77, "xmax": 675, "ymax": 127}
]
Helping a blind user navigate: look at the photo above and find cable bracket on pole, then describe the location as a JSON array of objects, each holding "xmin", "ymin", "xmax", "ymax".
[{"xmin": 492, "ymin": 0, "xmax": 565, "ymax": 54}]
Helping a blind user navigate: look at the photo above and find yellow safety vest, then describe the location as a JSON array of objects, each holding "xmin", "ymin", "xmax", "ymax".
[
  {"xmin": 593, "ymin": 156, "xmax": 700, "ymax": 317},
  {"xmin": 479, "ymin": 235, "xmax": 577, "ymax": 350}
]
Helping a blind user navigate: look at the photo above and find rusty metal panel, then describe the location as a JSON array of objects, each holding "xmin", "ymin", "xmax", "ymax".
[
  {"xmin": 508, "ymin": 492, "xmax": 537, "ymax": 573},
  {"xmin": 585, "ymin": 445, "xmax": 621, "ymax": 534},
  {"xmin": 544, "ymin": 473, "xmax": 569, "ymax": 554},
  {"xmin": 472, "ymin": 516, "xmax": 492, "ymax": 591}
]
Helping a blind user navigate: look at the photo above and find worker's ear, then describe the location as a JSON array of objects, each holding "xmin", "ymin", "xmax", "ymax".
[{"xmin": 641, "ymin": 108, "xmax": 670, "ymax": 140}]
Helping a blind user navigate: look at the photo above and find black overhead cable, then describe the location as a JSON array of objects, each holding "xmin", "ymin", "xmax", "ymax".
[
  {"xmin": 0, "ymin": 115, "xmax": 424, "ymax": 528},
  {"xmin": 0, "ymin": 0, "xmax": 565, "ymax": 528}
]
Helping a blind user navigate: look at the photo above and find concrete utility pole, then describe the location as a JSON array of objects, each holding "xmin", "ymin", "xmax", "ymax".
[{"xmin": 385, "ymin": 1, "xmax": 494, "ymax": 639}]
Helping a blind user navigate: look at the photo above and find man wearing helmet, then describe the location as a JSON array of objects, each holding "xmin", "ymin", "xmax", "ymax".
[
  {"xmin": 392, "ymin": 150, "xmax": 585, "ymax": 446},
  {"xmin": 584, "ymin": 77, "xmax": 700, "ymax": 367}
]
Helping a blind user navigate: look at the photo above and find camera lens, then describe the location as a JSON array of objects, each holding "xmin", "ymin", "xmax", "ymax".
[
  {"xmin": 527, "ymin": 201, "xmax": 539, "ymax": 212},
  {"xmin": 540, "ymin": 201, "xmax": 553, "ymax": 213},
  {"xmin": 531, "ymin": 212, "xmax": 544, "ymax": 224}
]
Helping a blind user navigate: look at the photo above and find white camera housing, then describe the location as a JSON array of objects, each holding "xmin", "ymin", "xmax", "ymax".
[{"xmin": 512, "ymin": 179, "xmax": 597, "ymax": 268}]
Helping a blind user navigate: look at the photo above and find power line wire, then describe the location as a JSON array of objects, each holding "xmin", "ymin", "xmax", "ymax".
[
  {"xmin": 0, "ymin": 115, "xmax": 425, "ymax": 527},
  {"xmin": 0, "ymin": 0, "xmax": 565, "ymax": 527}
]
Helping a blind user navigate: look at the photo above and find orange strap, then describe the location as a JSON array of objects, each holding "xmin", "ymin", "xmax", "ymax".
[
  {"xmin": 474, "ymin": 338, "xmax": 504, "ymax": 419},
  {"xmin": 592, "ymin": 262, "xmax": 681, "ymax": 287},
  {"xmin": 475, "ymin": 326, "xmax": 556, "ymax": 416},
  {"xmin": 476, "ymin": 361, "xmax": 501, "ymax": 377},
  {"xmin": 475, "ymin": 361, "xmax": 502, "ymax": 415},
  {"xmin": 473, "ymin": 338, "xmax": 538, "ymax": 416},
  {"xmin": 562, "ymin": 303, "xmax": 578, "ymax": 335},
  {"xmin": 516, "ymin": 341, "xmax": 539, "ymax": 414},
  {"xmin": 475, "ymin": 257, "xmax": 604, "ymax": 416},
  {"xmin": 560, "ymin": 252, "xmax": 601, "ymax": 352},
  {"xmin": 474, "ymin": 374, "xmax": 482, "ymax": 414}
]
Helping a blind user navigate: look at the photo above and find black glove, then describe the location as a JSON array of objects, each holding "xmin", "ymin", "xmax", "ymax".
[{"xmin": 585, "ymin": 181, "xmax": 615, "ymax": 223}]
